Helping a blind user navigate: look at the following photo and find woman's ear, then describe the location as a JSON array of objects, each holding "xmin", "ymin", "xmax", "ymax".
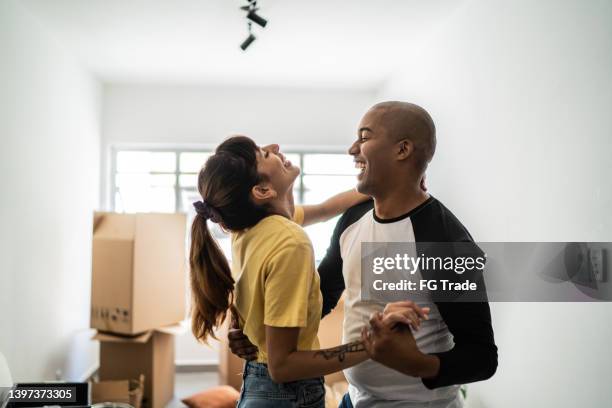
[
  {"xmin": 251, "ymin": 182, "xmax": 277, "ymax": 204},
  {"xmin": 397, "ymin": 139, "xmax": 414, "ymax": 161}
]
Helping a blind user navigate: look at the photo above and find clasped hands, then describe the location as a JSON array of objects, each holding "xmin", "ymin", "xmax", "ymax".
[{"xmin": 228, "ymin": 300, "xmax": 439, "ymax": 379}]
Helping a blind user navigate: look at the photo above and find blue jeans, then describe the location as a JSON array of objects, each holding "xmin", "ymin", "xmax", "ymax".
[
  {"xmin": 237, "ymin": 361, "xmax": 325, "ymax": 408},
  {"xmin": 338, "ymin": 392, "xmax": 353, "ymax": 408}
]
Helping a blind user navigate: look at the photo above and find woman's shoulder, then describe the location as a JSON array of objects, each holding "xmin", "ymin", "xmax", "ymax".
[{"xmin": 254, "ymin": 215, "xmax": 311, "ymax": 246}]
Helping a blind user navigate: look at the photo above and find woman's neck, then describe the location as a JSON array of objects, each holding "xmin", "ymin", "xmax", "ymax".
[{"xmin": 268, "ymin": 188, "xmax": 295, "ymax": 219}]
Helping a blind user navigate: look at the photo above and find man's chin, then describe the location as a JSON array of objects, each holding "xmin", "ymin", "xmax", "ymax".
[{"xmin": 356, "ymin": 181, "xmax": 372, "ymax": 196}]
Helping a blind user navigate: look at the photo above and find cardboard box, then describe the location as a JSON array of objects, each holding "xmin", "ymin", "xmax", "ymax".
[
  {"xmin": 91, "ymin": 212, "xmax": 187, "ymax": 335},
  {"xmin": 91, "ymin": 375, "xmax": 145, "ymax": 408},
  {"xmin": 95, "ymin": 325, "xmax": 183, "ymax": 408}
]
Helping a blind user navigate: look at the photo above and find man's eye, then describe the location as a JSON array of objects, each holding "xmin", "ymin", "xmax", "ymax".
[{"xmin": 264, "ymin": 151, "xmax": 269, "ymax": 158}]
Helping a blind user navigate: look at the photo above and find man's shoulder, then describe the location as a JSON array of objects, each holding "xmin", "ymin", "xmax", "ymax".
[
  {"xmin": 412, "ymin": 196, "xmax": 475, "ymax": 242},
  {"xmin": 337, "ymin": 198, "xmax": 374, "ymax": 231}
]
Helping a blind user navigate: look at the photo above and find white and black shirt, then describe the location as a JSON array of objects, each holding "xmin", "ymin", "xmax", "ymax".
[{"xmin": 317, "ymin": 196, "xmax": 498, "ymax": 407}]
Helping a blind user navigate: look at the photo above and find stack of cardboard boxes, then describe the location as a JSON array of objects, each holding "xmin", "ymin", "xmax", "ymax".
[{"xmin": 91, "ymin": 212, "xmax": 187, "ymax": 408}]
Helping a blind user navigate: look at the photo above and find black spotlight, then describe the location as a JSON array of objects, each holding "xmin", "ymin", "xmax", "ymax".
[
  {"xmin": 240, "ymin": 33, "xmax": 256, "ymax": 51},
  {"xmin": 239, "ymin": 0, "xmax": 267, "ymax": 51},
  {"xmin": 247, "ymin": 10, "xmax": 267, "ymax": 27}
]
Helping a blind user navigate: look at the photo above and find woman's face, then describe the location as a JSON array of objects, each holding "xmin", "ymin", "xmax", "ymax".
[{"xmin": 256, "ymin": 144, "xmax": 300, "ymax": 196}]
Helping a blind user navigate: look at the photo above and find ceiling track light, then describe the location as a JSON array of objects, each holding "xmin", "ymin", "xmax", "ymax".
[
  {"xmin": 247, "ymin": 10, "xmax": 267, "ymax": 27},
  {"xmin": 240, "ymin": 22, "xmax": 256, "ymax": 51},
  {"xmin": 239, "ymin": 0, "xmax": 267, "ymax": 51}
]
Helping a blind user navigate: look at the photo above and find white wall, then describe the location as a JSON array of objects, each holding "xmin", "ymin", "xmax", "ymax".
[
  {"xmin": 376, "ymin": 0, "xmax": 612, "ymax": 406},
  {"xmin": 0, "ymin": 0, "xmax": 101, "ymax": 382},
  {"xmin": 102, "ymin": 83, "xmax": 376, "ymax": 364}
]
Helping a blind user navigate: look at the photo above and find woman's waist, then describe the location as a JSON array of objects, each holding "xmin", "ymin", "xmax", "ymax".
[
  {"xmin": 244, "ymin": 361, "xmax": 324, "ymax": 385},
  {"xmin": 244, "ymin": 329, "xmax": 321, "ymax": 364}
]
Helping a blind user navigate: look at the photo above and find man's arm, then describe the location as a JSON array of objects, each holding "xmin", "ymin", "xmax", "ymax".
[
  {"xmin": 421, "ymin": 301, "xmax": 498, "ymax": 389},
  {"xmin": 318, "ymin": 199, "xmax": 374, "ymax": 316},
  {"xmin": 317, "ymin": 206, "xmax": 348, "ymax": 316},
  {"xmin": 362, "ymin": 299, "xmax": 497, "ymax": 388}
]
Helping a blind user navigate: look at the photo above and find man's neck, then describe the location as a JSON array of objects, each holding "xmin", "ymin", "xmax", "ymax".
[{"xmin": 373, "ymin": 183, "xmax": 430, "ymax": 220}]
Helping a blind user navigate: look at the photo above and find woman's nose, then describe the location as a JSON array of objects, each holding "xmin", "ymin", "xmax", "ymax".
[{"xmin": 262, "ymin": 144, "xmax": 279, "ymax": 154}]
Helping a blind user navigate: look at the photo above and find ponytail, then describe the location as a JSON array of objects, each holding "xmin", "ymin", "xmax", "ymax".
[
  {"xmin": 189, "ymin": 213, "xmax": 234, "ymax": 342},
  {"xmin": 189, "ymin": 135, "xmax": 269, "ymax": 342}
]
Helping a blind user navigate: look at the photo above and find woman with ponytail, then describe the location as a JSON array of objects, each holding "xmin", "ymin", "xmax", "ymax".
[{"xmin": 189, "ymin": 135, "xmax": 377, "ymax": 407}]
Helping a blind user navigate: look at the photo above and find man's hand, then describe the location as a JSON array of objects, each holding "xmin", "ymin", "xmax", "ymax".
[
  {"xmin": 228, "ymin": 306, "xmax": 258, "ymax": 361},
  {"xmin": 361, "ymin": 311, "xmax": 439, "ymax": 379}
]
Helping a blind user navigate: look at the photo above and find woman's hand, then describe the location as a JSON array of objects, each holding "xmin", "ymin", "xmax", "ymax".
[{"xmin": 382, "ymin": 300, "xmax": 430, "ymax": 331}]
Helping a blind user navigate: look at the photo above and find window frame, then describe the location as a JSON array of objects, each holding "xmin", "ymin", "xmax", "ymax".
[{"xmin": 110, "ymin": 145, "xmax": 353, "ymax": 213}]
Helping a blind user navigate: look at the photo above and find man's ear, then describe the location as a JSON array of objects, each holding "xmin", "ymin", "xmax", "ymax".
[
  {"xmin": 397, "ymin": 139, "xmax": 414, "ymax": 161},
  {"xmin": 251, "ymin": 183, "xmax": 277, "ymax": 204}
]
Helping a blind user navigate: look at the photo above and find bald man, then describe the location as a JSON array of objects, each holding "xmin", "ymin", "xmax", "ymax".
[{"xmin": 316, "ymin": 101, "xmax": 497, "ymax": 407}]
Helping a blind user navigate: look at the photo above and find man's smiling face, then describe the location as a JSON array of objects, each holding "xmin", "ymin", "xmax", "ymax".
[{"xmin": 349, "ymin": 107, "xmax": 398, "ymax": 197}]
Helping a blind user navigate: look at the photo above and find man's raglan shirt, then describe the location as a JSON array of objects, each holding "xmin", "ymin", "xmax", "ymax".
[{"xmin": 317, "ymin": 196, "xmax": 498, "ymax": 407}]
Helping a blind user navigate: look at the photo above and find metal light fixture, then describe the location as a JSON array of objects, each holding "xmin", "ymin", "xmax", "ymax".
[
  {"xmin": 239, "ymin": 0, "xmax": 267, "ymax": 51},
  {"xmin": 247, "ymin": 10, "xmax": 267, "ymax": 28},
  {"xmin": 240, "ymin": 24, "xmax": 256, "ymax": 51}
]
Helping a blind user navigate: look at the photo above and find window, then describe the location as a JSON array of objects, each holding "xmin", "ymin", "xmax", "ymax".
[{"xmin": 112, "ymin": 148, "xmax": 358, "ymax": 260}]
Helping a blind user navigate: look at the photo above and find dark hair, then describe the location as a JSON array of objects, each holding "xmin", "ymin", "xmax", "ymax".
[{"xmin": 189, "ymin": 135, "xmax": 269, "ymax": 342}]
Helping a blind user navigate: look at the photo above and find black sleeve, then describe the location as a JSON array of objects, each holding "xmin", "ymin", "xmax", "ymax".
[
  {"xmin": 421, "ymin": 300, "xmax": 498, "ymax": 389},
  {"xmin": 317, "ymin": 199, "xmax": 374, "ymax": 317},
  {"xmin": 317, "ymin": 215, "xmax": 345, "ymax": 317}
]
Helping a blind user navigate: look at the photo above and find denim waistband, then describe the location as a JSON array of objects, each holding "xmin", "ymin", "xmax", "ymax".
[
  {"xmin": 244, "ymin": 360, "xmax": 271, "ymax": 377},
  {"xmin": 243, "ymin": 361, "xmax": 324, "ymax": 385}
]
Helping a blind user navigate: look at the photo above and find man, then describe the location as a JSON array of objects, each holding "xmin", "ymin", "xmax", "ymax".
[{"xmin": 231, "ymin": 102, "xmax": 498, "ymax": 407}]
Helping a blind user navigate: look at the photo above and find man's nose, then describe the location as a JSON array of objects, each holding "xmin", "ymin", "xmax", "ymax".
[{"xmin": 348, "ymin": 140, "xmax": 359, "ymax": 156}]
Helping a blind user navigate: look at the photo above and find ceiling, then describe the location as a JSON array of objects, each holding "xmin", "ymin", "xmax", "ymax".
[{"xmin": 20, "ymin": 0, "xmax": 462, "ymax": 89}]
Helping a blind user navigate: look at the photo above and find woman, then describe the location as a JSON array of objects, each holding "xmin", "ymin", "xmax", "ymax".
[{"xmin": 189, "ymin": 136, "xmax": 424, "ymax": 407}]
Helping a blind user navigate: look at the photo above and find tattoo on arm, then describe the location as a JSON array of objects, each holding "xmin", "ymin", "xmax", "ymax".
[{"xmin": 314, "ymin": 341, "xmax": 365, "ymax": 362}]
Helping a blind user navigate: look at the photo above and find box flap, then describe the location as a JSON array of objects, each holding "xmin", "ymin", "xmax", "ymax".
[
  {"xmin": 154, "ymin": 322, "xmax": 187, "ymax": 336},
  {"xmin": 93, "ymin": 212, "xmax": 136, "ymax": 240},
  {"xmin": 93, "ymin": 331, "xmax": 153, "ymax": 344},
  {"xmin": 93, "ymin": 212, "xmax": 105, "ymax": 233}
]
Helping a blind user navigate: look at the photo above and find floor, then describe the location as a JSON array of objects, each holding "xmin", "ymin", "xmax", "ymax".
[{"xmin": 167, "ymin": 370, "xmax": 220, "ymax": 408}]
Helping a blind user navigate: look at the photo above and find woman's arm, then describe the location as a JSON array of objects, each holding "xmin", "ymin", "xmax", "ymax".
[
  {"xmin": 301, "ymin": 189, "xmax": 369, "ymax": 227},
  {"xmin": 265, "ymin": 301, "xmax": 430, "ymax": 383},
  {"xmin": 265, "ymin": 325, "xmax": 368, "ymax": 383},
  {"xmin": 298, "ymin": 175, "xmax": 426, "ymax": 227}
]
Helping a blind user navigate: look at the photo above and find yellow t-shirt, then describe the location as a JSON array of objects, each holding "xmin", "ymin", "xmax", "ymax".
[{"xmin": 231, "ymin": 209, "xmax": 321, "ymax": 363}]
